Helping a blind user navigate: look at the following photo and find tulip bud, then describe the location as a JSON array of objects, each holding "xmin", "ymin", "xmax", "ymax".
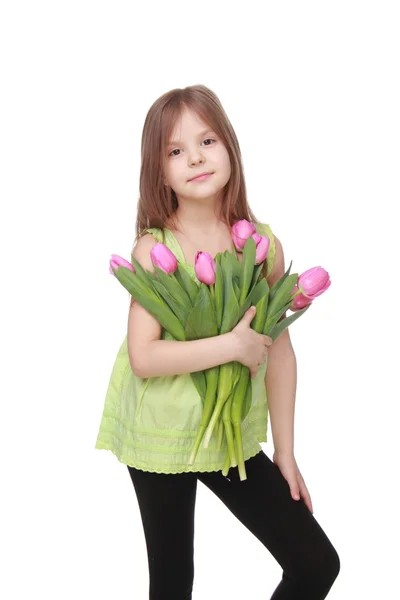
[
  {"xmin": 195, "ymin": 251, "xmax": 216, "ymax": 285},
  {"xmin": 109, "ymin": 254, "xmax": 135, "ymax": 275},
  {"xmin": 298, "ymin": 267, "xmax": 331, "ymax": 299},
  {"xmin": 231, "ymin": 219, "xmax": 257, "ymax": 251},
  {"xmin": 255, "ymin": 236, "xmax": 270, "ymax": 264},
  {"xmin": 290, "ymin": 285, "xmax": 313, "ymax": 311},
  {"xmin": 150, "ymin": 242, "xmax": 178, "ymax": 274}
]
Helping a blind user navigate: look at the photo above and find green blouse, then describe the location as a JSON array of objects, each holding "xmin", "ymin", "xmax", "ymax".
[{"xmin": 95, "ymin": 222, "xmax": 276, "ymax": 473}]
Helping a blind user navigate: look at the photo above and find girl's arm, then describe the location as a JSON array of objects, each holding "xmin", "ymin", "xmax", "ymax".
[
  {"xmin": 128, "ymin": 233, "xmax": 239, "ymax": 378},
  {"xmin": 135, "ymin": 334, "xmax": 238, "ymax": 378},
  {"xmin": 265, "ymin": 235, "xmax": 297, "ymax": 457}
]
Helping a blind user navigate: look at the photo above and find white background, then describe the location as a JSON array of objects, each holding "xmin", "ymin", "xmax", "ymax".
[{"xmin": 1, "ymin": 1, "xmax": 399, "ymax": 598}]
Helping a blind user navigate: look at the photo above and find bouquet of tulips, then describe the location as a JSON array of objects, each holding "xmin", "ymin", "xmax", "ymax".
[{"xmin": 110, "ymin": 220, "xmax": 331, "ymax": 480}]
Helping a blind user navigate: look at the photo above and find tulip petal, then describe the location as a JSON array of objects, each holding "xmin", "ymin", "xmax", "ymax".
[
  {"xmin": 150, "ymin": 243, "xmax": 178, "ymax": 274},
  {"xmin": 255, "ymin": 236, "xmax": 270, "ymax": 264},
  {"xmin": 195, "ymin": 251, "xmax": 216, "ymax": 285},
  {"xmin": 232, "ymin": 219, "xmax": 256, "ymax": 251},
  {"xmin": 290, "ymin": 293, "xmax": 313, "ymax": 311},
  {"xmin": 306, "ymin": 278, "xmax": 332, "ymax": 299},
  {"xmin": 109, "ymin": 254, "xmax": 135, "ymax": 274},
  {"xmin": 298, "ymin": 267, "xmax": 330, "ymax": 298}
]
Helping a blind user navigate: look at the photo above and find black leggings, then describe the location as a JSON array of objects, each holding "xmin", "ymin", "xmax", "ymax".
[{"xmin": 127, "ymin": 450, "xmax": 340, "ymax": 599}]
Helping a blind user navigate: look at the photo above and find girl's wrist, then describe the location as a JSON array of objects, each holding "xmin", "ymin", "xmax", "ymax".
[{"xmin": 224, "ymin": 331, "xmax": 240, "ymax": 364}]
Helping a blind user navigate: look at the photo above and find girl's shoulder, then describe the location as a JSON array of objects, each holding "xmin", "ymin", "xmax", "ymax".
[{"xmin": 142, "ymin": 227, "xmax": 165, "ymax": 242}]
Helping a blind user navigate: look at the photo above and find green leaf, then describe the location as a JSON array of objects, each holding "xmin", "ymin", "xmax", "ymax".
[
  {"xmin": 263, "ymin": 299, "xmax": 293, "ymax": 335},
  {"xmin": 238, "ymin": 278, "xmax": 269, "ymax": 320},
  {"xmin": 230, "ymin": 241, "xmax": 242, "ymax": 279},
  {"xmin": 266, "ymin": 272, "xmax": 298, "ymax": 317},
  {"xmin": 214, "ymin": 257, "xmax": 224, "ymax": 332},
  {"xmin": 151, "ymin": 279, "xmax": 190, "ymax": 324},
  {"xmin": 185, "ymin": 284, "xmax": 218, "ymax": 340},
  {"xmin": 224, "ymin": 247, "xmax": 237, "ymax": 268},
  {"xmin": 240, "ymin": 260, "xmax": 267, "ymax": 311},
  {"xmin": 190, "ymin": 371, "xmax": 207, "ymax": 402},
  {"xmin": 129, "ymin": 258, "xmax": 172, "ymax": 307},
  {"xmin": 269, "ymin": 260, "xmax": 293, "ymax": 302},
  {"xmin": 239, "ymin": 237, "xmax": 256, "ymax": 305},
  {"xmin": 153, "ymin": 265, "xmax": 192, "ymax": 311},
  {"xmin": 269, "ymin": 304, "xmax": 311, "ymax": 340},
  {"xmin": 114, "ymin": 266, "xmax": 186, "ymax": 340},
  {"xmin": 130, "ymin": 255, "xmax": 152, "ymax": 286},
  {"xmin": 249, "ymin": 278, "xmax": 269, "ymax": 307},
  {"xmin": 233, "ymin": 279, "xmax": 240, "ymax": 300},
  {"xmin": 174, "ymin": 263, "xmax": 199, "ymax": 305},
  {"xmin": 251, "ymin": 293, "xmax": 269, "ymax": 333},
  {"xmin": 251, "ymin": 262, "xmax": 264, "ymax": 288},
  {"xmin": 220, "ymin": 255, "xmax": 240, "ymax": 334}
]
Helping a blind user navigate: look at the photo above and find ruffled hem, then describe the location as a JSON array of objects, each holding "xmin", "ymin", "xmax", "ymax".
[
  {"xmin": 95, "ymin": 438, "xmax": 266, "ymax": 475},
  {"xmin": 95, "ymin": 409, "xmax": 269, "ymax": 474}
]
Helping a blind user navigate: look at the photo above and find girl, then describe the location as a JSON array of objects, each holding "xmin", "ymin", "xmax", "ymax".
[{"xmin": 95, "ymin": 84, "xmax": 340, "ymax": 599}]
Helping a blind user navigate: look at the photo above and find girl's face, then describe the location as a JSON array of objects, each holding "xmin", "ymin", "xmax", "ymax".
[{"xmin": 164, "ymin": 107, "xmax": 231, "ymax": 204}]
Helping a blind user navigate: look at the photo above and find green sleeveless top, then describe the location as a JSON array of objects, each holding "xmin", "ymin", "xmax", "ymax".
[{"xmin": 94, "ymin": 222, "xmax": 276, "ymax": 473}]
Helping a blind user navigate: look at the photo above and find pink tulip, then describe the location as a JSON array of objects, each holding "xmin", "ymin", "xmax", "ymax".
[
  {"xmin": 231, "ymin": 219, "xmax": 256, "ymax": 251},
  {"xmin": 290, "ymin": 285, "xmax": 313, "ymax": 311},
  {"xmin": 150, "ymin": 242, "xmax": 178, "ymax": 274},
  {"xmin": 255, "ymin": 236, "xmax": 270, "ymax": 264},
  {"xmin": 298, "ymin": 267, "xmax": 331, "ymax": 299},
  {"xmin": 109, "ymin": 254, "xmax": 135, "ymax": 274},
  {"xmin": 195, "ymin": 251, "xmax": 216, "ymax": 285}
]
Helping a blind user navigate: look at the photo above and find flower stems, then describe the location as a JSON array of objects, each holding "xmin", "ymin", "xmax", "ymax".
[
  {"xmin": 222, "ymin": 392, "xmax": 237, "ymax": 468},
  {"xmin": 216, "ymin": 416, "xmax": 224, "ymax": 450},
  {"xmin": 188, "ymin": 365, "xmax": 219, "ymax": 465},
  {"xmin": 230, "ymin": 363, "xmax": 251, "ymax": 480},
  {"xmin": 202, "ymin": 361, "xmax": 235, "ymax": 448},
  {"xmin": 222, "ymin": 448, "xmax": 231, "ymax": 477}
]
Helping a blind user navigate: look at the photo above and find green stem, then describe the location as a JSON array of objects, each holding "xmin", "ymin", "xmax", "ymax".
[
  {"xmin": 216, "ymin": 416, "xmax": 224, "ymax": 450},
  {"xmin": 203, "ymin": 403, "xmax": 223, "ymax": 448},
  {"xmin": 203, "ymin": 363, "xmax": 234, "ymax": 448},
  {"xmin": 188, "ymin": 425, "xmax": 207, "ymax": 466},
  {"xmin": 222, "ymin": 393, "xmax": 237, "ymax": 467},
  {"xmin": 233, "ymin": 422, "xmax": 247, "ymax": 481},
  {"xmin": 189, "ymin": 365, "xmax": 219, "ymax": 461},
  {"xmin": 222, "ymin": 448, "xmax": 231, "ymax": 476}
]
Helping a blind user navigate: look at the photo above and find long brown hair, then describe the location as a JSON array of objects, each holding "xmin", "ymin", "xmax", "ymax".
[{"xmin": 133, "ymin": 84, "xmax": 268, "ymax": 278}]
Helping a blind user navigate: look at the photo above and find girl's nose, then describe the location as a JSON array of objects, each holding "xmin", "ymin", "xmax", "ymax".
[{"xmin": 189, "ymin": 151, "xmax": 204, "ymax": 166}]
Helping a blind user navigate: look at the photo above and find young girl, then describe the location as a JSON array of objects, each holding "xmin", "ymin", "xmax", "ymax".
[{"xmin": 95, "ymin": 84, "xmax": 340, "ymax": 599}]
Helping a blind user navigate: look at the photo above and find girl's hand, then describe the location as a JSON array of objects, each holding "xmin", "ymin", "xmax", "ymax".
[
  {"xmin": 272, "ymin": 451, "xmax": 314, "ymax": 514},
  {"xmin": 231, "ymin": 306, "xmax": 272, "ymax": 379}
]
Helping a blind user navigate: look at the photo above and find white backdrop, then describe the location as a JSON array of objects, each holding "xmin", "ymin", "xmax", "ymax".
[{"xmin": 1, "ymin": 1, "xmax": 399, "ymax": 598}]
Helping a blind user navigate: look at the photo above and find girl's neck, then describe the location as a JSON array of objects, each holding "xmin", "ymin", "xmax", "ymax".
[
  {"xmin": 163, "ymin": 219, "xmax": 239, "ymax": 267},
  {"xmin": 167, "ymin": 195, "xmax": 225, "ymax": 234},
  {"xmin": 167, "ymin": 212, "xmax": 226, "ymax": 238}
]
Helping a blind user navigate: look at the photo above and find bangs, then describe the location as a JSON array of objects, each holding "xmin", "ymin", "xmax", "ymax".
[{"xmin": 161, "ymin": 100, "xmax": 217, "ymax": 159}]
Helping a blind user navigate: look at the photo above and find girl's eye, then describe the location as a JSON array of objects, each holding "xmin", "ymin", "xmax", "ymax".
[{"xmin": 168, "ymin": 138, "xmax": 216, "ymax": 157}]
